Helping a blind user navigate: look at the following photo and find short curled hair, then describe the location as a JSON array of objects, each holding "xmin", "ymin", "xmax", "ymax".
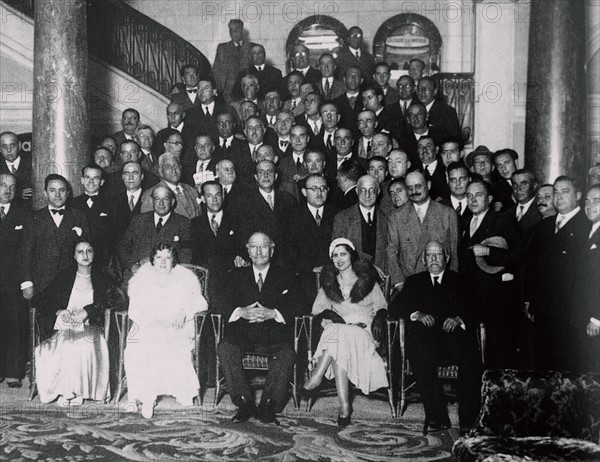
[{"xmin": 149, "ymin": 242, "xmax": 180, "ymax": 266}]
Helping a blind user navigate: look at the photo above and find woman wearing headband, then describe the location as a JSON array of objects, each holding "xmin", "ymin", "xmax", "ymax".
[{"xmin": 303, "ymin": 238, "xmax": 388, "ymax": 426}]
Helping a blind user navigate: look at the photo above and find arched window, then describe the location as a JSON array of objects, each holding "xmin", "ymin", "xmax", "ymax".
[{"xmin": 286, "ymin": 16, "xmax": 348, "ymax": 71}]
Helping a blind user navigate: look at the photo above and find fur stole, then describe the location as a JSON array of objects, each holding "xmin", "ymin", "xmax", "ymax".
[{"xmin": 320, "ymin": 259, "xmax": 377, "ymax": 304}]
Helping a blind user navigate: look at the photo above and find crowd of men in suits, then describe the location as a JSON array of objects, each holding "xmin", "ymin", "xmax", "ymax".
[{"xmin": 1, "ymin": 19, "xmax": 598, "ymax": 429}]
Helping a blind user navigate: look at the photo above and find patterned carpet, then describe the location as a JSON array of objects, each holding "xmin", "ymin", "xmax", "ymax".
[{"xmin": 0, "ymin": 405, "xmax": 455, "ymax": 461}]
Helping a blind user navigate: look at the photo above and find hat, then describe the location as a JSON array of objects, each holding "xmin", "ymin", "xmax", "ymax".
[
  {"xmin": 466, "ymin": 146, "xmax": 494, "ymax": 168},
  {"xmin": 329, "ymin": 238, "xmax": 356, "ymax": 258},
  {"xmin": 475, "ymin": 236, "xmax": 508, "ymax": 274}
]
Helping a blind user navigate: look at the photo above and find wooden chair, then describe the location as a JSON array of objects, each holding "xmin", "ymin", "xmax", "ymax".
[
  {"xmin": 398, "ymin": 319, "xmax": 487, "ymax": 416},
  {"xmin": 112, "ymin": 264, "xmax": 210, "ymax": 405},
  {"xmin": 211, "ymin": 313, "xmax": 305, "ymax": 410},
  {"xmin": 304, "ymin": 265, "xmax": 400, "ymax": 418},
  {"xmin": 28, "ymin": 303, "xmax": 112, "ymax": 402}
]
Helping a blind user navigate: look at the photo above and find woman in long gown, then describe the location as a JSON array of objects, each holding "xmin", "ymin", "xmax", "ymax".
[
  {"xmin": 303, "ymin": 238, "xmax": 388, "ymax": 426},
  {"xmin": 124, "ymin": 243, "xmax": 208, "ymax": 418},
  {"xmin": 35, "ymin": 240, "xmax": 125, "ymax": 406}
]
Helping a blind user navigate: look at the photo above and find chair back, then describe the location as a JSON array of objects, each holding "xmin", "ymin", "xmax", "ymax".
[{"xmin": 181, "ymin": 263, "xmax": 210, "ymax": 302}]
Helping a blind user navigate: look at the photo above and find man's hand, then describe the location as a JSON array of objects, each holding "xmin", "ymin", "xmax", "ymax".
[
  {"xmin": 58, "ymin": 310, "xmax": 72, "ymax": 323},
  {"xmin": 443, "ymin": 317, "xmax": 461, "ymax": 333},
  {"xmin": 416, "ymin": 312, "xmax": 435, "ymax": 327},
  {"xmin": 493, "ymin": 201, "xmax": 503, "ymax": 212},
  {"xmin": 393, "ymin": 282, "xmax": 404, "ymax": 293},
  {"xmin": 587, "ymin": 321, "xmax": 600, "ymax": 337},
  {"xmin": 21, "ymin": 188, "xmax": 32, "ymax": 200},
  {"xmin": 234, "ymin": 256, "xmax": 249, "ymax": 268},
  {"xmin": 471, "ymin": 244, "xmax": 490, "ymax": 257},
  {"xmin": 22, "ymin": 286, "xmax": 34, "ymax": 300},
  {"xmin": 71, "ymin": 310, "xmax": 88, "ymax": 325}
]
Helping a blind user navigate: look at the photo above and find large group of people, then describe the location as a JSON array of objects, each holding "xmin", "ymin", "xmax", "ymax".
[{"xmin": 0, "ymin": 19, "xmax": 598, "ymax": 435}]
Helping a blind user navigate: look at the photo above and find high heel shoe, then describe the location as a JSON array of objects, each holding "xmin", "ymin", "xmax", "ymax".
[{"xmin": 337, "ymin": 412, "xmax": 352, "ymax": 428}]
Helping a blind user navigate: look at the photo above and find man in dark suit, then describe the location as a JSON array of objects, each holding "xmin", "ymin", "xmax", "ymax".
[
  {"xmin": 261, "ymin": 90, "xmax": 283, "ymax": 129},
  {"xmin": 391, "ymin": 241, "xmax": 483, "ymax": 433},
  {"xmin": 510, "ymin": 169, "xmax": 541, "ymax": 245},
  {"xmin": 185, "ymin": 79, "xmax": 233, "ymax": 144},
  {"xmin": 285, "ymin": 44, "xmax": 322, "ymax": 89},
  {"xmin": 393, "ymin": 75, "xmax": 418, "ymax": 120},
  {"xmin": 526, "ymin": 176, "xmax": 591, "ymax": 371},
  {"xmin": 316, "ymin": 53, "xmax": 345, "ymax": 101},
  {"xmin": 118, "ymin": 185, "xmax": 191, "ymax": 281},
  {"xmin": 330, "ymin": 156, "xmax": 362, "ymax": 210},
  {"xmin": 21, "ymin": 174, "xmax": 90, "ymax": 298},
  {"xmin": 403, "ymin": 104, "xmax": 445, "ymax": 167},
  {"xmin": 417, "ymin": 77, "xmax": 462, "ymax": 142},
  {"xmin": 182, "ymin": 134, "xmax": 220, "ymax": 187},
  {"xmin": 354, "ymin": 109, "xmax": 378, "ymax": 160},
  {"xmin": 332, "ymin": 174, "xmax": 388, "ymax": 269},
  {"xmin": 112, "ymin": 108, "xmax": 140, "ymax": 148},
  {"xmin": 335, "ymin": 27, "xmax": 375, "ymax": 84},
  {"xmin": 387, "ymin": 170, "xmax": 458, "ymax": 291},
  {"xmin": 213, "ymin": 111, "xmax": 245, "ymax": 159},
  {"xmin": 155, "ymin": 103, "xmax": 197, "ymax": 162},
  {"xmin": 459, "ymin": 180, "xmax": 523, "ymax": 369},
  {"xmin": 104, "ymin": 140, "xmax": 160, "ymax": 198},
  {"xmin": 441, "ymin": 162, "xmax": 472, "ymax": 229},
  {"xmin": 333, "ymin": 66, "xmax": 364, "ymax": 140},
  {"xmin": 212, "ymin": 19, "xmax": 254, "ymax": 104},
  {"xmin": 361, "ymin": 85, "xmax": 397, "ymax": 137},
  {"xmin": 278, "ymin": 124, "xmax": 309, "ymax": 184},
  {"xmin": 287, "ymin": 174, "xmax": 338, "ymax": 299},
  {"xmin": 235, "ymin": 44, "xmax": 283, "ymax": 99},
  {"xmin": 309, "ymin": 102, "xmax": 339, "ymax": 166},
  {"xmin": 71, "ymin": 164, "xmax": 118, "ymax": 268},
  {"xmin": 493, "ymin": 149, "xmax": 519, "ymax": 211},
  {"xmin": 263, "ymin": 109, "xmax": 293, "ymax": 159},
  {"xmin": 235, "ymin": 160, "xmax": 297, "ymax": 266},
  {"xmin": 373, "ymin": 62, "xmax": 399, "ymax": 106},
  {"xmin": 0, "ymin": 173, "xmax": 30, "ymax": 387},
  {"xmin": 418, "ymin": 136, "xmax": 449, "ymax": 200},
  {"xmin": 113, "ymin": 161, "xmax": 144, "ymax": 240},
  {"xmin": 0, "ymin": 131, "xmax": 32, "ymax": 203},
  {"xmin": 573, "ymin": 185, "xmax": 600, "ymax": 372},
  {"xmin": 170, "ymin": 64, "xmax": 203, "ymax": 110},
  {"xmin": 217, "ymin": 231, "xmax": 306, "ymax": 423},
  {"xmin": 215, "ymin": 159, "xmax": 246, "ymax": 211},
  {"xmin": 294, "ymin": 92, "xmax": 323, "ymax": 144}
]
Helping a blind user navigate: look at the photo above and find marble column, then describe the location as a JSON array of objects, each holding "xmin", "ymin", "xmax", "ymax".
[
  {"xmin": 524, "ymin": 0, "xmax": 587, "ymax": 184},
  {"xmin": 32, "ymin": 0, "xmax": 89, "ymax": 209},
  {"xmin": 586, "ymin": 0, "xmax": 600, "ymax": 170}
]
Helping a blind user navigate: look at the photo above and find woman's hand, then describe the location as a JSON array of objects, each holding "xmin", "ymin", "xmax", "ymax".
[
  {"xmin": 172, "ymin": 316, "xmax": 186, "ymax": 329},
  {"xmin": 57, "ymin": 310, "xmax": 72, "ymax": 323}
]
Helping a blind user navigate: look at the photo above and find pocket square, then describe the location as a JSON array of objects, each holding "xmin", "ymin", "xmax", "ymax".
[
  {"xmin": 282, "ymin": 289, "xmax": 289, "ymax": 295},
  {"xmin": 72, "ymin": 226, "xmax": 82, "ymax": 236},
  {"xmin": 14, "ymin": 225, "xmax": 23, "ymax": 230},
  {"xmin": 229, "ymin": 230, "xmax": 234, "ymax": 235},
  {"xmin": 591, "ymin": 244, "xmax": 598, "ymax": 250},
  {"xmin": 100, "ymin": 212, "xmax": 108, "ymax": 217}
]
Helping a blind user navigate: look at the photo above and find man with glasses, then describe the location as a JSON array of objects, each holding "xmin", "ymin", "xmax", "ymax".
[
  {"xmin": 287, "ymin": 174, "xmax": 338, "ymax": 299},
  {"xmin": 335, "ymin": 26, "xmax": 375, "ymax": 84},
  {"xmin": 286, "ymin": 44, "xmax": 321, "ymax": 88},
  {"xmin": 155, "ymin": 103, "xmax": 197, "ymax": 163},
  {"xmin": 332, "ymin": 174, "xmax": 388, "ymax": 268},
  {"xmin": 217, "ymin": 231, "xmax": 306, "ymax": 424},
  {"xmin": 316, "ymin": 53, "xmax": 345, "ymax": 101}
]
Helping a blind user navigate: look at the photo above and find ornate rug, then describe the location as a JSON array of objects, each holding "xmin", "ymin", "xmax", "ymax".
[{"xmin": 0, "ymin": 406, "xmax": 455, "ymax": 461}]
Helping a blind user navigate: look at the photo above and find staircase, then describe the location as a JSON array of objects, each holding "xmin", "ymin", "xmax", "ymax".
[{"xmin": 0, "ymin": 0, "xmax": 211, "ymax": 136}]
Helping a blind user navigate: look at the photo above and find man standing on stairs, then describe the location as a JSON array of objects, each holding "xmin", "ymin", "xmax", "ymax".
[{"xmin": 112, "ymin": 108, "xmax": 140, "ymax": 150}]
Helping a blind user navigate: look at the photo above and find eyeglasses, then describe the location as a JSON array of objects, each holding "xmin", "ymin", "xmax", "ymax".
[
  {"xmin": 305, "ymin": 186, "xmax": 328, "ymax": 193},
  {"xmin": 247, "ymin": 243, "xmax": 273, "ymax": 252},
  {"xmin": 167, "ymin": 141, "xmax": 183, "ymax": 146}
]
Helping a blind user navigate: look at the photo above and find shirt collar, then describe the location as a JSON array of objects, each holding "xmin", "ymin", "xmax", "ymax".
[
  {"xmin": 359, "ymin": 204, "xmax": 375, "ymax": 222},
  {"xmin": 48, "ymin": 205, "xmax": 66, "ymax": 212},
  {"xmin": 425, "ymin": 100, "xmax": 435, "ymax": 113},
  {"xmin": 208, "ymin": 209, "xmax": 223, "ymax": 223},
  {"xmin": 173, "ymin": 121, "xmax": 184, "ymax": 132},
  {"xmin": 127, "ymin": 188, "xmax": 142, "ymax": 200},
  {"xmin": 154, "ymin": 212, "xmax": 171, "ymax": 224},
  {"xmin": 556, "ymin": 206, "xmax": 580, "ymax": 225},
  {"xmin": 0, "ymin": 203, "xmax": 11, "ymax": 213},
  {"xmin": 252, "ymin": 264, "xmax": 270, "ymax": 281},
  {"xmin": 6, "ymin": 156, "xmax": 21, "ymax": 168},
  {"xmin": 517, "ymin": 196, "xmax": 536, "ymax": 217},
  {"xmin": 413, "ymin": 198, "xmax": 431, "ymax": 215},
  {"xmin": 590, "ymin": 221, "xmax": 600, "ymax": 239},
  {"xmin": 430, "ymin": 270, "xmax": 445, "ymax": 285},
  {"xmin": 307, "ymin": 203, "xmax": 323, "ymax": 219}
]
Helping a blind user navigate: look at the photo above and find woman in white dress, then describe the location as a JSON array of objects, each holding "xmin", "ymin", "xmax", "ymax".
[
  {"xmin": 124, "ymin": 243, "xmax": 208, "ymax": 418},
  {"xmin": 303, "ymin": 238, "xmax": 388, "ymax": 426},
  {"xmin": 35, "ymin": 240, "xmax": 125, "ymax": 406}
]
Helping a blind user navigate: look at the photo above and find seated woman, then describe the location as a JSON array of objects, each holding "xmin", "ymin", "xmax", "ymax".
[
  {"xmin": 124, "ymin": 243, "xmax": 207, "ymax": 418},
  {"xmin": 304, "ymin": 238, "xmax": 388, "ymax": 426},
  {"xmin": 35, "ymin": 239, "xmax": 125, "ymax": 406}
]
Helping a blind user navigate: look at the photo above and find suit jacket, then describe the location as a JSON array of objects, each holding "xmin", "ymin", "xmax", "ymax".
[
  {"xmin": 113, "ymin": 190, "xmax": 143, "ymax": 240},
  {"xmin": 170, "ymin": 89, "xmax": 202, "ymax": 111},
  {"xmin": 181, "ymin": 157, "xmax": 219, "ymax": 187},
  {"xmin": 332, "ymin": 205, "xmax": 388, "ymax": 269},
  {"xmin": 387, "ymin": 200, "xmax": 458, "ymax": 286},
  {"xmin": 440, "ymin": 196, "xmax": 473, "ymax": 231},
  {"xmin": 212, "ymin": 40, "xmax": 254, "ymax": 102},
  {"xmin": 374, "ymin": 106, "xmax": 397, "ymax": 136},
  {"xmin": 185, "ymin": 101, "xmax": 233, "ymax": 144},
  {"xmin": 117, "ymin": 211, "xmax": 191, "ymax": 272},
  {"xmin": 508, "ymin": 202, "xmax": 542, "ymax": 247},
  {"xmin": 283, "ymin": 99, "xmax": 305, "ymax": 117},
  {"xmin": 235, "ymin": 64, "xmax": 283, "ymax": 98},
  {"xmin": 222, "ymin": 139, "xmax": 255, "ymax": 187},
  {"xmin": 35, "ymin": 264, "xmax": 125, "ymax": 342},
  {"xmin": 491, "ymin": 178, "xmax": 516, "ymax": 211},
  {"xmin": 155, "ymin": 123, "xmax": 198, "ymax": 163},
  {"xmin": 0, "ymin": 152, "xmax": 32, "ymax": 203},
  {"xmin": 333, "ymin": 93, "xmax": 364, "ymax": 140},
  {"xmin": 0, "ymin": 202, "xmax": 30, "ymax": 293},
  {"xmin": 335, "ymin": 47, "xmax": 375, "ymax": 84},
  {"xmin": 278, "ymin": 153, "xmax": 309, "ymax": 182},
  {"xmin": 140, "ymin": 180, "xmax": 201, "ymax": 220},
  {"xmin": 191, "ymin": 208, "xmax": 241, "ymax": 275},
  {"xmin": 103, "ymin": 167, "xmax": 160, "ymax": 199},
  {"xmin": 403, "ymin": 126, "xmax": 446, "ymax": 168},
  {"xmin": 263, "ymin": 131, "xmax": 293, "ymax": 159},
  {"xmin": 20, "ymin": 207, "xmax": 90, "ymax": 293},
  {"xmin": 316, "ymin": 78, "xmax": 345, "ymax": 101},
  {"xmin": 423, "ymin": 159, "xmax": 449, "ymax": 201},
  {"xmin": 574, "ymin": 227, "xmax": 600, "ymax": 328},
  {"xmin": 383, "ymin": 86, "xmax": 400, "ymax": 106},
  {"xmin": 286, "ymin": 203, "xmax": 338, "ymax": 274},
  {"xmin": 426, "ymin": 100, "xmax": 462, "ymax": 142},
  {"xmin": 330, "ymin": 184, "xmax": 359, "ymax": 211},
  {"xmin": 71, "ymin": 194, "xmax": 118, "ymax": 267},
  {"xmin": 220, "ymin": 265, "xmax": 306, "ymax": 345},
  {"xmin": 111, "ymin": 131, "xmax": 135, "ymax": 151}
]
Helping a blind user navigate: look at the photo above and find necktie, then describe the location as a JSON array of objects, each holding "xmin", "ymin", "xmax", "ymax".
[
  {"xmin": 403, "ymin": 100, "xmax": 408, "ymax": 114},
  {"xmin": 204, "ymin": 106, "xmax": 210, "ymax": 117},
  {"xmin": 348, "ymin": 96, "xmax": 356, "ymax": 110},
  {"xmin": 517, "ymin": 205, "xmax": 525, "ymax": 221},
  {"xmin": 296, "ymin": 157, "xmax": 302, "ymax": 171},
  {"xmin": 324, "ymin": 79, "xmax": 330, "ymax": 95},
  {"xmin": 555, "ymin": 215, "xmax": 564, "ymax": 233},
  {"xmin": 198, "ymin": 162, "xmax": 204, "ymax": 172},
  {"xmin": 367, "ymin": 211, "xmax": 373, "ymax": 226},
  {"xmin": 156, "ymin": 217, "xmax": 163, "ymax": 233},
  {"xmin": 456, "ymin": 202, "xmax": 462, "ymax": 215},
  {"xmin": 326, "ymin": 133, "xmax": 333, "ymax": 150},
  {"xmin": 433, "ymin": 276, "xmax": 440, "ymax": 287},
  {"xmin": 252, "ymin": 146, "xmax": 258, "ymax": 159},
  {"xmin": 128, "ymin": 194, "xmax": 135, "ymax": 211},
  {"xmin": 257, "ymin": 272, "xmax": 264, "ymax": 292},
  {"xmin": 470, "ymin": 215, "xmax": 478, "ymax": 237},
  {"xmin": 223, "ymin": 187, "xmax": 228, "ymax": 198},
  {"xmin": 267, "ymin": 194, "xmax": 274, "ymax": 210},
  {"xmin": 51, "ymin": 208, "xmax": 64, "ymax": 216},
  {"xmin": 292, "ymin": 100, "xmax": 297, "ymax": 110},
  {"xmin": 221, "ymin": 138, "xmax": 227, "ymax": 150},
  {"xmin": 210, "ymin": 214, "xmax": 219, "ymax": 236},
  {"xmin": 355, "ymin": 51, "xmax": 360, "ymax": 59},
  {"xmin": 366, "ymin": 140, "xmax": 372, "ymax": 157},
  {"xmin": 9, "ymin": 164, "xmax": 16, "ymax": 174},
  {"xmin": 0, "ymin": 205, "xmax": 6, "ymax": 222},
  {"xmin": 315, "ymin": 209, "xmax": 321, "ymax": 226},
  {"xmin": 417, "ymin": 206, "xmax": 424, "ymax": 223},
  {"xmin": 312, "ymin": 122, "xmax": 319, "ymax": 135}
]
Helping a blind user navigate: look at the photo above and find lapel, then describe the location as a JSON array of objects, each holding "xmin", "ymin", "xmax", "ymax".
[{"xmin": 471, "ymin": 210, "xmax": 495, "ymax": 242}]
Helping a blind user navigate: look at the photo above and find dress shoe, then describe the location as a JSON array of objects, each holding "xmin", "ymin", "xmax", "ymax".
[
  {"xmin": 258, "ymin": 399, "xmax": 279, "ymax": 425},
  {"xmin": 7, "ymin": 379, "xmax": 22, "ymax": 388},
  {"xmin": 70, "ymin": 396, "xmax": 84, "ymax": 406},
  {"xmin": 424, "ymin": 418, "xmax": 451, "ymax": 434},
  {"xmin": 57, "ymin": 396, "xmax": 70, "ymax": 407},
  {"xmin": 337, "ymin": 411, "xmax": 352, "ymax": 428},
  {"xmin": 231, "ymin": 396, "xmax": 255, "ymax": 423}
]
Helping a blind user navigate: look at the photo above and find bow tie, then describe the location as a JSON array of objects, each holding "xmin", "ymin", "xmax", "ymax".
[
  {"xmin": 187, "ymin": 88, "xmax": 198, "ymax": 94},
  {"xmin": 51, "ymin": 208, "xmax": 65, "ymax": 215}
]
